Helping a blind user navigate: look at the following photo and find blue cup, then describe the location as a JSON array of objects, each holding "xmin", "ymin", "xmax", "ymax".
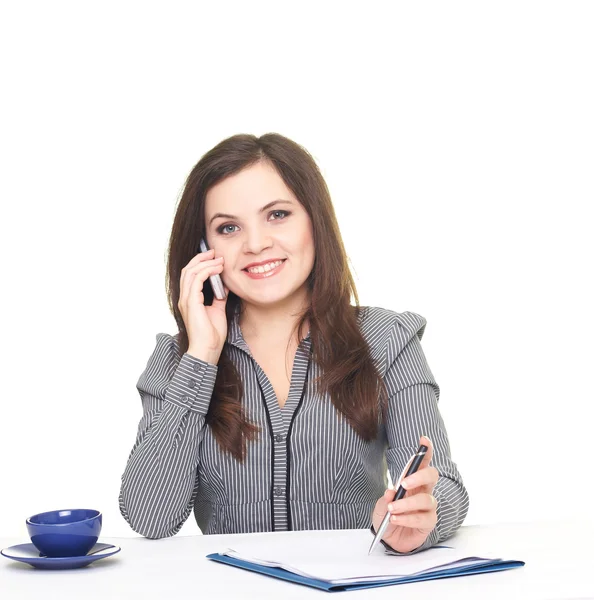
[{"xmin": 26, "ymin": 509, "xmax": 102, "ymax": 557}]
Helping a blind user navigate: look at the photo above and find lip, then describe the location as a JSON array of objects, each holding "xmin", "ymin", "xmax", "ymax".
[
  {"xmin": 243, "ymin": 259, "xmax": 286, "ymax": 279},
  {"xmin": 242, "ymin": 258, "xmax": 286, "ymax": 270}
]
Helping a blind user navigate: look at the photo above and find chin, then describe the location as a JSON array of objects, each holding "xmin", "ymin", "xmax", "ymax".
[
  {"xmin": 244, "ymin": 284, "xmax": 302, "ymax": 305},
  {"xmin": 248, "ymin": 291, "xmax": 291, "ymax": 305}
]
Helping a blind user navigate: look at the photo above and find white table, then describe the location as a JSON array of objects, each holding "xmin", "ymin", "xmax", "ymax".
[{"xmin": 1, "ymin": 520, "xmax": 592, "ymax": 599}]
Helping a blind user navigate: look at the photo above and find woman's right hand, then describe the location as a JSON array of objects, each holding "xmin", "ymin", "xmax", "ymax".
[{"xmin": 178, "ymin": 248, "xmax": 229, "ymax": 364}]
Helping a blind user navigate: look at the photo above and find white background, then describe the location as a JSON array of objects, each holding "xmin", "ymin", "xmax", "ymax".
[{"xmin": 0, "ymin": 1, "xmax": 592, "ymax": 539}]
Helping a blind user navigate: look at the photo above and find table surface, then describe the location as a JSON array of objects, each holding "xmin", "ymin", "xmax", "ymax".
[{"xmin": 1, "ymin": 519, "xmax": 593, "ymax": 600}]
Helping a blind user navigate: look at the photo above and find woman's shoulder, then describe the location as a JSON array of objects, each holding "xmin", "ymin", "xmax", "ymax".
[
  {"xmin": 356, "ymin": 306, "xmax": 428, "ymax": 368},
  {"xmin": 357, "ymin": 305, "xmax": 427, "ymax": 338}
]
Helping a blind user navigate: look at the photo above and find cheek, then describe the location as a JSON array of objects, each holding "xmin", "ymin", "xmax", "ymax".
[
  {"xmin": 279, "ymin": 223, "xmax": 313, "ymax": 255},
  {"xmin": 297, "ymin": 218, "xmax": 315, "ymax": 251},
  {"xmin": 304, "ymin": 229, "xmax": 315, "ymax": 262},
  {"xmin": 290, "ymin": 230, "xmax": 315, "ymax": 266},
  {"xmin": 300, "ymin": 229, "xmax": 315, "ymax": 269}
]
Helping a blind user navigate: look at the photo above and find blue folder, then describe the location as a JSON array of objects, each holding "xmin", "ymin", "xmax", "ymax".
[{"xmin": 206, "ymin": 552, "xmax": 525, "ymax": 592}]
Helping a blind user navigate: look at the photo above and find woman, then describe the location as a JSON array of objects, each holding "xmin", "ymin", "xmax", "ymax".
[{"xmin": 119, "ymin": 133, "xmax": 469, "ymax": 555}]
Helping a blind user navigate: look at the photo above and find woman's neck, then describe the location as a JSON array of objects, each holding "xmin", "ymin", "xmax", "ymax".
[{"xmin": 238, "ymin": 290, "xmax": 310, "ymax": 347}]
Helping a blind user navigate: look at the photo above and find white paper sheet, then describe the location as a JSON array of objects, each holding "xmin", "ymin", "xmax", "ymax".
[{"xmin": 219, "ymin": 529, "xmax": 501, "ymax": 584}]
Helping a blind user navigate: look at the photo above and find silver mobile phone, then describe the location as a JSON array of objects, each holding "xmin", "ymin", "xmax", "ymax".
[{"xmin": 199, "ymin": 238, "xmax": 226, "ymax": 300}]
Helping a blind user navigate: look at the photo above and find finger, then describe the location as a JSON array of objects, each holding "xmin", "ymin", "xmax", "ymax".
[
  {"xmin": 402, "ymin": 466, "xmax": 439, "ymax": 492},
  {"xmin": 181, "ymin": 256, "xmax": 223, "ymax": 292},
  {"xmin": 181, "ymin": 260, "xmax": 224, "ymax": 306},
  {"xmin": 180, "ymin": 250, "xmax": 215, "ymax": 302},
  {"xmin": 191, "ymin": 247, "xmax": 215, "ymax": 265},
  {"xmin": 188, "ymin": 261, "xmax": 223, "ymax": 306},
  {"xmin": 388, "ymin": 454, "xmax": 415, "ymax": 499},
  {"xmin": 387, "ymin": 493, "xmax": 437, "ymax": 515},
  {"xmin": 188, "ymin": 264, "xmax": 206, "ymax": 306},
  {"xmin": 181, "ymin": 249, "xmax": 222, "ymax": 293},
  {"xmin": 390, "ymin": 510, "xmax": 437, "ymax": 530},
  {"xmin": 399, "ymin": 435, "xmax": 434, "ymax": 489},
  {"xmin": 180, "ymin": 248, "xmax": 215, "ymax": 285}
]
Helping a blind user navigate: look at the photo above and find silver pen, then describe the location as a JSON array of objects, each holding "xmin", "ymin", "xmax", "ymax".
[{"xmin": 368, "ymin": 444, "xmax": 428, "ymax": 555}]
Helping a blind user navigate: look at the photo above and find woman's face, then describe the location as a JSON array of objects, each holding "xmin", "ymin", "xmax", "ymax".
[{"xmin": 204, "ymin": 161, "xmax": 315, "ymax": 308}]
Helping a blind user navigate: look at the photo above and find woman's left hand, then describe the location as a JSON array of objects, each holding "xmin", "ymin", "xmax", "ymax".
[{"xmin": 372, "ymin": 435, "xmax": 439, "ymax": 553}]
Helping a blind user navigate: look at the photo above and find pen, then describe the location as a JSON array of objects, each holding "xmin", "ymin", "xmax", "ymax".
[{"xmin": 368, "ymin": 444, "xmax": 429, "ymax": 555}]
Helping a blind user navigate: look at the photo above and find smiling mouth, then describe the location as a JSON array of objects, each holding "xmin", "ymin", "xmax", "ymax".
[{"xmin": 242, "ymin": 259, "xmax": 287, "ymax": 274}]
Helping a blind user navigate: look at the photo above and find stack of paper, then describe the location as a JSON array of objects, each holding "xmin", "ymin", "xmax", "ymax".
[{"xmin": 206, "ymin": 529, "xmax": 524, "ymax": 592}]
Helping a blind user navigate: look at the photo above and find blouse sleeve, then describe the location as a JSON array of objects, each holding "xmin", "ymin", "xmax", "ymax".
[
  {"xmin": 380, "ymin": 311, "xmax": 470, "ymax": 555},
  {"xmin": 118, "ymin": 333, "xmax": 218, "ymax": 539}
]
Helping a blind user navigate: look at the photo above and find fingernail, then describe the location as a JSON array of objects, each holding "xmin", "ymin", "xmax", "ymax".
[
  {"xmin": 388, "ymin": 504, "xmax": 394, "ymax": 512},
  {"xmin": 401, "ymin": 479, "xmax": 409, "ymax": 489}
]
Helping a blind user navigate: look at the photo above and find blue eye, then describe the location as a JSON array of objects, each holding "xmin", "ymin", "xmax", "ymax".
[
  {"xmin": 218, "ymin": 224, "xmax": 238, "ymax": 235},
  {"xmin": 216, "ymin": 210, "xmax": 291, "ymax": 235},
  {"xmin": 270, "ymin": 210, "xmax": 290, "ymax": 220}
]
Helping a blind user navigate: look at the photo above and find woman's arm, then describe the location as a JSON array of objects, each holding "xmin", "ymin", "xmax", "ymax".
[
  {"xmin": 118, "ymin": 333, "xmax": 218, "ymax": 539},
  {"xmin": 382, "ymin": 313, "xmax": 470, "ymax": 554}
]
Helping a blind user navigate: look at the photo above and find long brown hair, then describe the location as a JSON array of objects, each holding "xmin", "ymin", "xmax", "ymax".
[{"xmin": 166, "ymin": 133, "xmax": 388, "ymax": 461}]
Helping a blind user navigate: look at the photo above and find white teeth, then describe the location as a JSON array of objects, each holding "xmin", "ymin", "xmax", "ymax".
[{"xmin": 247, "ymin": 260, "xmax": 283, "ymax": 274}]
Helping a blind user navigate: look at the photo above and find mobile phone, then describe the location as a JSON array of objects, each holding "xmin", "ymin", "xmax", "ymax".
[{"xmin": 199, "ymin": 238, "xmax": 226, "ymax": 300}]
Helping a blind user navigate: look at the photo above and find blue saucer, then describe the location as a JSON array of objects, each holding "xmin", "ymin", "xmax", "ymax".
[{"xmin": 1, "ymin": 542, "xmax": 121, "ymax": 569}]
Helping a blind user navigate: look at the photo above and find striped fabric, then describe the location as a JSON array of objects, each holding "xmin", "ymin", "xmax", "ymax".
[{"xmin": 119, "ymin": 306, "xmax": 470, "ymax": 554}]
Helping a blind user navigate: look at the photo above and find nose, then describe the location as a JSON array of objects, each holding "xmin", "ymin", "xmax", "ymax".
[{"xmin": 242, "ymin": 228, "xmax": 273, "ymax": 255}]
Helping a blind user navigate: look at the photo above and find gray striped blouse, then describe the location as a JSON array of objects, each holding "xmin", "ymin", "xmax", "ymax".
[{"xmin": 119, "ymin": 306, "xmax": 469, "ymax": 554}]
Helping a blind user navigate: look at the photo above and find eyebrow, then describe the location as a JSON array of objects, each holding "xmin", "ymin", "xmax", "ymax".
[{"xmin": 208, "ymin": 199, "xmax": 294, "ymax": 226}]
